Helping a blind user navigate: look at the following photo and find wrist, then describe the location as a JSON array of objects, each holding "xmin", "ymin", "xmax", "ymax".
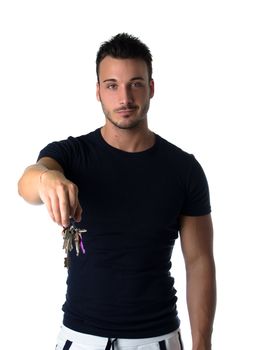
[
  {"xmin": 39, "ymin": 169, "xmax": 50, "ymax": 183},
  {"xmin": 38, "ymin": 168, "xmax": 65, "ymax": 186}
]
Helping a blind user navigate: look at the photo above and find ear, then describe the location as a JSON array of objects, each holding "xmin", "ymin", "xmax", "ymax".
[
  {"xmin": 96, "ymin": 82, "xmax": 101, "ymax": 101},
  {"xmin": 149, "ymin": 79, "xmax": 154, "ymax": 98}
]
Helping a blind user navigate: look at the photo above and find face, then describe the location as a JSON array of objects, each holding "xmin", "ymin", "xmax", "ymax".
[{"xmin": 96, "ymin": 56, "xmax": 154, "ymax": 130}]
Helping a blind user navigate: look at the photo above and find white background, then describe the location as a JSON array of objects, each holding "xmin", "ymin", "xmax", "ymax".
[{"xmin": 0, "ymin": 1, "xmax": 254, "ymax": 349}]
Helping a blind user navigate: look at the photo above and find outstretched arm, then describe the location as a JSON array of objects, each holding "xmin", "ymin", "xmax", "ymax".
[
  {"xmin": 180, "ymin": 214, "xmax": 216, "ymax": 350},
  {"xmin": 18, "ymin": 157, "xmax": 82, "ymax": 227}
]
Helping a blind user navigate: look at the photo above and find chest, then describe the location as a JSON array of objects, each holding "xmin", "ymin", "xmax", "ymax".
[{"xmin": 72, "ymin": 155, "xmax": 185, "ymax": 233}]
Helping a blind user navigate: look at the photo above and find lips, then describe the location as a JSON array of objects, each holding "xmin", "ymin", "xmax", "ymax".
[
  {"xmin": 117, "ymin": 109, "xmax": 135, "ymax": 113},
  {"xmin": 115, "ymin": 106, "xmax": 138, "ymax": 113}
]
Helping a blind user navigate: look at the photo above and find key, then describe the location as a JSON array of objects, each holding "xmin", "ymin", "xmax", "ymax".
[
  {"xmin": 74, "ymin": 231, "xmax": 80, "ymax": 256},
  {"xmin": 62, "ymin": 223, "xmax": 87, "ymax": 267},
  {"xmin": 64, "ymin": 256, "xmax": 69, "ymax": 268},
  {"xmin": 62, "ymin": 226, "xmax": 74, "ymax": 254},
  {"xmin": 73, "ymin": 229, "xmax": 87, "ymax": 256}
]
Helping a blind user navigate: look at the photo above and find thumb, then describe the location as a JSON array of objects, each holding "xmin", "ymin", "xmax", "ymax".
[{"xmin": 73, "ymin": 202, "xmax": 83, "ymax": 222}]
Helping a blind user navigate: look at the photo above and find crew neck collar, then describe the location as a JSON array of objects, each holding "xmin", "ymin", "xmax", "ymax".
[{"xmin": 96, "ymin": 128, "xmax": 159, "ymax": 156}]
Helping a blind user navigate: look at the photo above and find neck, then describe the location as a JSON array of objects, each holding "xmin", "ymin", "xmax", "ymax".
[{"xmin": 101, "ymin": 123, "xmax": 155, "ymax": 153}]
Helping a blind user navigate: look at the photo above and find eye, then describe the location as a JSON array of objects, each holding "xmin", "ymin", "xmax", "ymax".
[
  {"xmin": 131, "ymin": 81, "xmax": 144, "ymax": 88},
  {"xmin": 106, "ymin": 83, "xmax": 118, "ymax": 90}
]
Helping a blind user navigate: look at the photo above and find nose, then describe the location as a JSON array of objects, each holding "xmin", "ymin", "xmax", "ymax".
[{"xmin": 119, "ymin": 85, "xmax": 134, "ymax": 105}]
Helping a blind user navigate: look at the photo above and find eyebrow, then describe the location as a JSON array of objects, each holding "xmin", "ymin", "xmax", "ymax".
[{"xmin": 102, "ymin": 77, "xmax": 145, "ymax": 83}]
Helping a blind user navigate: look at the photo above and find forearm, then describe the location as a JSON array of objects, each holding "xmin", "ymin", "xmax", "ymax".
[
  {"xmin": 18, "ymin": 164, "xmax": 50, "ymax": 204},
  {"xmin": 186, "ymin": 256, "xmax": 216, "ymax": 350},
  {"xmin": 18, "ymin": 159, "xmax": 82, "ymax": 226},
  {"xmin": 18, "ymin": 156, "xmax": 65, "ymax": 205},
  {"xmin": 18, "ymin": 162, "xmax": 65, "ymax": 204}
]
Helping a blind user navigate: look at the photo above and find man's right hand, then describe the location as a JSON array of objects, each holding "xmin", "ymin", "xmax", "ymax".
[
  {"xmin": 38, "ymin": 169, "xmax": 82, "ymax": 227},
  {"xmin": 18, "ymin": 157, "xmax": 82, "ymax": 227}
]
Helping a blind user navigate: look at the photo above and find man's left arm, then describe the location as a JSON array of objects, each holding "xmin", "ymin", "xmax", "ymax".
[{"xmin": 180, "ymin": 214, "xmax": 216, "ymax": 350}]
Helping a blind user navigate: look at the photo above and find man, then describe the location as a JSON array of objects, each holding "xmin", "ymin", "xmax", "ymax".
[{"xmin": 18, "ymin": 33, "xmax": 216, "ymax": 350}]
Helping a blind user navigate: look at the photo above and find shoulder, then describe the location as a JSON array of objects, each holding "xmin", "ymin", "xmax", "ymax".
[
  {"xmin": 156, "ymin": 134, "xmax": 195, "ymax": 167},
  {"xmin": 64, "ymin": 128, "xmax": 99, "ymax": 145},
  {"xmin": 155, "ymin": 134, "xmax": 209, "ymax": 187},
  {"xmin": 37, "ymin": 129, "xmax": 100, "ymax": 164},
  {"xmin": 43, "ymin": 129, "xmax": 100, "ymax": 151}
]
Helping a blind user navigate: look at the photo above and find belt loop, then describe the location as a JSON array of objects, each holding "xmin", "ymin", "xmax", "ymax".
[
  {"xmin": 105, "ymin": 338, "xmax": 118, "ymax": 350},
  {"xmin": 112, "ymin": 338, "xmax": 117, "ymax": 350},
  {"xmin": 105, "ymin": 339, "xmax": 111, "ymax": 350},
  {"xmin": 159, "ymin": 340, "xmax": 167, "ymax": 350}
]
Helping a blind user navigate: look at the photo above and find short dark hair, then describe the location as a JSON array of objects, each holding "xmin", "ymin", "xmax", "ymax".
[{"xmin": 96, "ymin": 33, "xmax": 153, "ymax": 82}]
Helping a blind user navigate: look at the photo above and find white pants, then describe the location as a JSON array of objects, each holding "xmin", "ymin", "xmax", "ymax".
[{"xmin": 55, "ymin": 325, "xmax": 184, "ymax": 350}]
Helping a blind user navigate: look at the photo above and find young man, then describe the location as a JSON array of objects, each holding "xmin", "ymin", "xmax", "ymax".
[{"xmin": 18, "ymin": 33, "xmax": 216, "ymax": 350}]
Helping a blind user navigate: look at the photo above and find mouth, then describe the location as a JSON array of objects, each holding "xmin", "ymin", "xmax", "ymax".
[
  {"xmin": 118, "ymin": 109, "xmax": 135, "ymax": 113},
  {"xmin": 117, "ymin": 110, "xmax": 136, "ymax": 119},
  {"xmin": 115, "ymin": 106, "xmax": 138, "ymax": 114}
]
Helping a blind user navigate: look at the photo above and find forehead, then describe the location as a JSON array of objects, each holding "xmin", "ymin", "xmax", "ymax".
[{"xmin": 98, "ymin": 56, "xmax": 149, "ymax": 82}]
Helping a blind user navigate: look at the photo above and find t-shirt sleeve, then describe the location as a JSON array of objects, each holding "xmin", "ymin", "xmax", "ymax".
[
  {"xmin": 37, "ymin": 137, "xmax": 77, "ymax": 177},
  {"xmin": 181, "ymin": 155, "xmax": 211, "ymax": 216}
]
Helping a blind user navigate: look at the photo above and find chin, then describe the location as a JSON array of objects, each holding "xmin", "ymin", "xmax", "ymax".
[{"xmin": 116, "ymin": 118, "xmax": 143, "ymax": 129}]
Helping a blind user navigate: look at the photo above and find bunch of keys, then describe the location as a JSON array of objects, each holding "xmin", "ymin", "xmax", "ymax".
[{"xmin": 62, "ymin": 220, "xmax": 87, "ymax": 268}]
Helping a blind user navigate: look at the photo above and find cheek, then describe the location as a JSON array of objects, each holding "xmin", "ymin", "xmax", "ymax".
[{"xmin": 100, "ymin": 92, "xmax": 117, "ymax": 106}]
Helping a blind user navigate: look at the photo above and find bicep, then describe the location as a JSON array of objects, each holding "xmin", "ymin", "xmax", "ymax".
[{"xmin": 179, "ymin": 214, "xmax": 214, "ymax": 266}]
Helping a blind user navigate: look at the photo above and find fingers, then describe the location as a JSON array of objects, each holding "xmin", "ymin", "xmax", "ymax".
[
  {"xmin": 58, "ymin": 183, "xmax": 82, "ymax": 227},
  {"xmin": 40, "ymin": 188, "xmax": 68, "ymax": 226},
  {"xmin": 67, "ymin": 183, "xmax": 81, "ymax": 220},
  {"xmin": 38, "ymin": 171, "xmax": 82, "ymax": 227},
  {"xmin": 54, "ymin": 187, "xmax": 70, "ymax": 227},
  {"xmin": 73, "ymin": 202, "xmax": 83, "ymax": 223}
]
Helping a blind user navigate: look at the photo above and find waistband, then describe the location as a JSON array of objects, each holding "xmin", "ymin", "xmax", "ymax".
[{"xmin": 60, "ymin": 324, "xmax": 179, "ymax": 347}]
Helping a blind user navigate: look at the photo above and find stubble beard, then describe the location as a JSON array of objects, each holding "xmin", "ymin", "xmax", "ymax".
[{"xmin": 101, "ymin": 102, "xmax": 150, "ymax": 130}]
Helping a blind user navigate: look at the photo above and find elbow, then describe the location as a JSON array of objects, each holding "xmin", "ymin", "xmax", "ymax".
[
  {"xmin": 17, "ymin": 176, "xmax": 24, "ymax": 198},
  {"xmin": 17, "ymin": 174, "xmax": 42, "ymax": 205}
]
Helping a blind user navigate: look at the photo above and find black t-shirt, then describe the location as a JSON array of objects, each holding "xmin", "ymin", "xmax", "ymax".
[{"xmin": 38, "ymin": 128, "xmax": 211, "ymax": 338}]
